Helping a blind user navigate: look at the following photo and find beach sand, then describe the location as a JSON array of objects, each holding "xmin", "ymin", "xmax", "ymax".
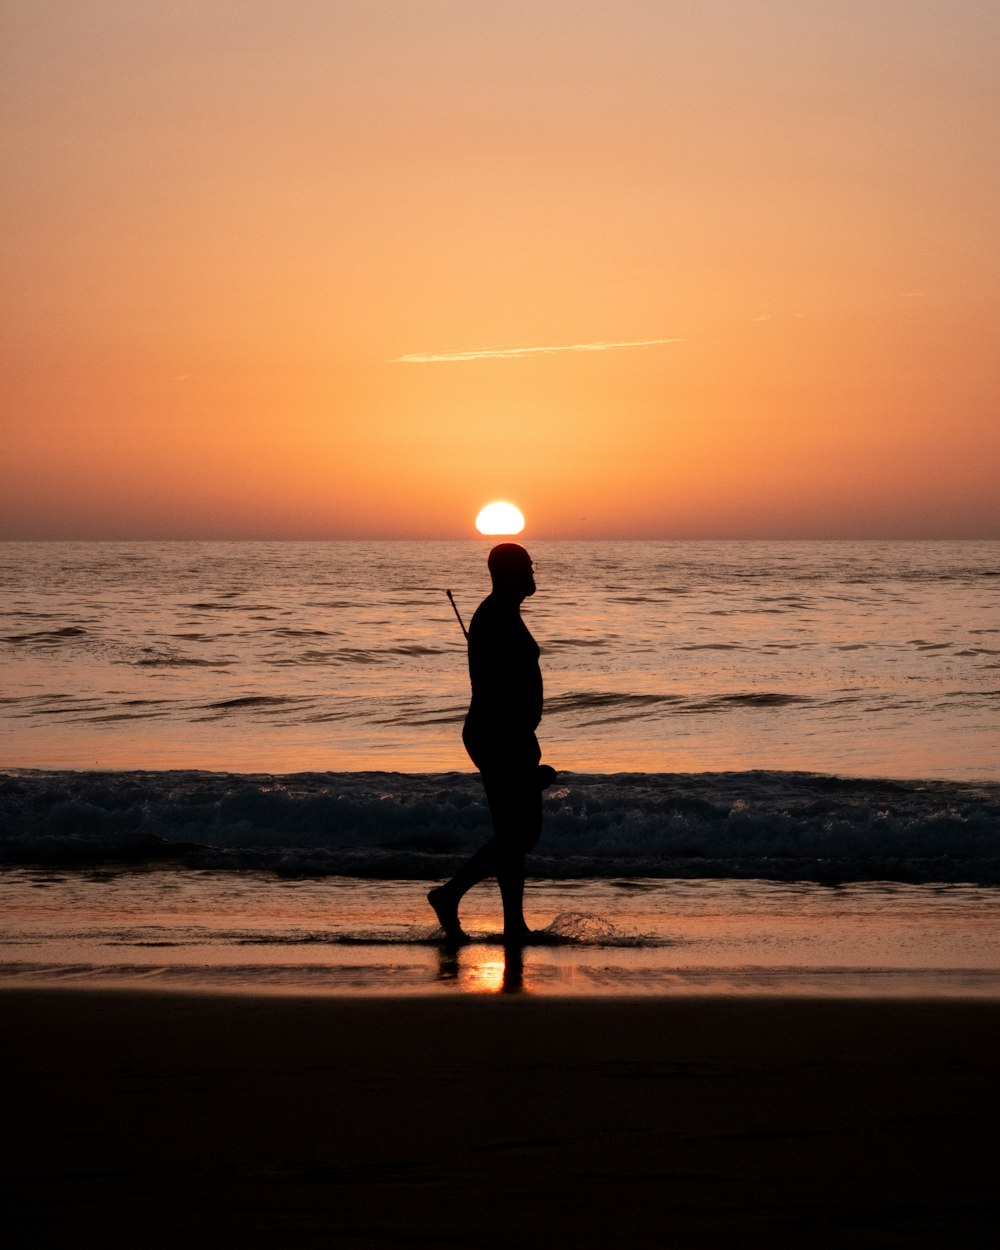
[{"xmin": 4, "ymin": 989, "xmax": 998, "ymax": 1248}]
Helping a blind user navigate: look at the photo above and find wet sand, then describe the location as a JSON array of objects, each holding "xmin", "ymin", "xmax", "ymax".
[{"xmin": 4, "ymin": 989, "xmax": 998, "ymax": 1247}]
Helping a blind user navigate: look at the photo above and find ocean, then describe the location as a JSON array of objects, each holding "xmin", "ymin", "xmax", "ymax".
[
  {"xmin": 3, "ymin": 538, "xmax": 998, "ymax": 775},
  {"xmin": 2, "ymin": 539, "xmax": 998, "ymax": 995}
]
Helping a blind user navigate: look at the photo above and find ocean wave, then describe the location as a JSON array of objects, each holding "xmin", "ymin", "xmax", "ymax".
[
  {"xmin": 185, "ymin": 601, "xmax": 277, "ymax": 611},
  {"xmin": 547, "ymin": 690, "xmax": 812, "ymax": 722},
  {"xmin": 1, "ymin": 769, "xmax": 998, "ymax": 884},
  {"xmin": 677, "ymin": 643, "xmax": 748, "ymax": 651},
  {"xmin": 548, "ymin": 692, "xmax": 675, "ymax": 714},
  {"xmin": 202, "ymin": 695, "xmax": 311, "ymax": 711},
  {"xmin": 698, "ymin": 692, "xmax": 811, "ymax": 709},
  {"xmin": 135, "ymin": 654, "xmax": 235, "ymax": 668},
  {"xmin": 3, "ymin": 625, "xmax": 88, "ymax": 645}
]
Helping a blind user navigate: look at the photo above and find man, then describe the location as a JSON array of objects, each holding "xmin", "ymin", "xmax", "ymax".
[{"xmin": 429, "ymin": 543, "xmax": 554, "ymax": 943}]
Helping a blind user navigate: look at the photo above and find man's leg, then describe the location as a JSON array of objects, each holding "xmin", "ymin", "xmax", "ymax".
[
  {"xmin": 493, "ymin": 774, "xmax": 541, "ymax": 941},
  {"xmin": 495, "ymin": 844, "xmax": 529, "ymax": 941},
  {"xmin": 429, "ymin": 747, "xmax": 541, "ymax": 941},
  {"xmin": 428, "ymin": 839, "xmax": 499, "ymax": 941},
  {"xmin": 431, "ymin": 834, "xmax": 529, "ymax": 941}
]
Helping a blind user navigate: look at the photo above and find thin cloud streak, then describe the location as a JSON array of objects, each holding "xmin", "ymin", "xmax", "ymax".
[{"xmin": 393, "ymin": 337, "xmax": 682, "ymax": 363}]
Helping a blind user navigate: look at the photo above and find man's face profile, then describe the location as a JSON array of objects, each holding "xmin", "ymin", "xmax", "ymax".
[
  {"xmin": 520, "ymin": 555, "xmax": 536, "ymax": 599},
  {"xmin": 489, "ymin": 544, "xmax": 535, "ymax": 599}
]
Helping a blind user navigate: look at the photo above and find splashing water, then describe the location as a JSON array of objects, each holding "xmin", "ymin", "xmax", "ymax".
[{"xmin": 544, "ymin": 912, "xmax": 625, "ymax": 943}]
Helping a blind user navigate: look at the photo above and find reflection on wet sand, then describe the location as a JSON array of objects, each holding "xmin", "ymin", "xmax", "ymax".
[{"xmin": 436, "ymin": 943, "xmax": 524, "ymax": 994}]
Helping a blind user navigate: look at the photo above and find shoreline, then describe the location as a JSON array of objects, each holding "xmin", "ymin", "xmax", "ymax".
[
  {"xmin": 4, "ymin": 962, "xmax": 1000, "ymax": 1001},
  {"xmin": 6, "ymin": 988, "xmax": 999, "ymax": 1246},
  {"xmin": 5, "ymin": 762, "xmax": 1000, "ymax": 781}
]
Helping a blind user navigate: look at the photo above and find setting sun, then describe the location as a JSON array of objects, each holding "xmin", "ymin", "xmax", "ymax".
[{"xmin": 475, "ymin": 502, "xmax": 525, "ymax": 536}]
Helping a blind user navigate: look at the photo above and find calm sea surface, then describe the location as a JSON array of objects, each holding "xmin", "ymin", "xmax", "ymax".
[{"xmin": 2, "ymin": 539, "xmax": 997, "ymax": 778}]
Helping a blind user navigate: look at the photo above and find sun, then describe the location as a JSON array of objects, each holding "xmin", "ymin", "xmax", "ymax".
[{"xmin": 475, "ymin": 501, "xmax": 525, "ymax": 535}]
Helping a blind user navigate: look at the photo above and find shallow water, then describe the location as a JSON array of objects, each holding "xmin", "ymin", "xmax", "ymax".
[{"xmin": 2, "ymin": 869, "xmax": 997, "ymax": 998}]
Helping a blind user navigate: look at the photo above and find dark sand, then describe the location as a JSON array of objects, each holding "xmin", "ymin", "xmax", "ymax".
[{"xmin": 4, "ymin": 989, "xmax": 998, "ymax": 1248}]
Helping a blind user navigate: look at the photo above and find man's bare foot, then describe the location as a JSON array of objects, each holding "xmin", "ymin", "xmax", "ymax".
[
  {"xmin": 501, "ymin": 923, "xmax": 533, "ymax": 947},
  {"xmin": 428, "ymin": 887, "xmax": 468, "ymax": 943}
]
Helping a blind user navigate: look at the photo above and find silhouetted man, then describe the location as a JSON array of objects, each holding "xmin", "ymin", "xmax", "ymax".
[{"xmin": 429, "ymin": 543, "xmax": 553, "ymax": 943}]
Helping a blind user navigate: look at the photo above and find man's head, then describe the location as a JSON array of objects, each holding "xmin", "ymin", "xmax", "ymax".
[{"xmin": 488, "ymin": 543, "xmax": 536, "ymax": 600}]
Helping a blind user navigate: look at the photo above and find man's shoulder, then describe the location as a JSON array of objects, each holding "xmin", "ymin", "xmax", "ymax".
[
  {"xmin": 470, "ymin": 593, "xmax": 501, "ymax": 624},
  {"xmin": 469, "ymin": 594, "xmax": 518, "ymax": 638}
]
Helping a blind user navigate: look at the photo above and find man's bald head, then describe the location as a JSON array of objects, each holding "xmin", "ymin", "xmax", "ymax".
[{"xmin": 488, "ymin": 543, "xmax": 536, "ymax": 599}]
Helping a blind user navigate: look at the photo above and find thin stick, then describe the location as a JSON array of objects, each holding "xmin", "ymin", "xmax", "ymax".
[{"xmin": 446, "ymin": 589, "xmax": 469, "ymax": 641}]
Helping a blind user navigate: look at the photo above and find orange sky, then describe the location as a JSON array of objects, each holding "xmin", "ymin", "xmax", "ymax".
[{"xmin": 2, "ymin": 1, "xmax": 998, "ymax": 539}]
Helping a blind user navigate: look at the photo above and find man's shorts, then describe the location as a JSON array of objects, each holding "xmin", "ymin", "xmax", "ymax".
[{"xmin": 463, "ymin": 726, "xmax": 543, "ymax": 853}]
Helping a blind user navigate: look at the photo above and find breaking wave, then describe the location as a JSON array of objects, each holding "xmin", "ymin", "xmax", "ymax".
[{"xmin": 2, "ymin": 768, "xmax": 998, "ymax": 884}]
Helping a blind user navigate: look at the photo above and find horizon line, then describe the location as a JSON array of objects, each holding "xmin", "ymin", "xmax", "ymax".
[{"xmin": 2, "ymin": 534, "xmax": 997, "ymax": 544}]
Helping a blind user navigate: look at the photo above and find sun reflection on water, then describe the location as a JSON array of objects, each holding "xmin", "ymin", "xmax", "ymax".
[
  {"xmin": 436, "ymin": 944, "xmax": 526, "ymax": 994},
  {"xmin": 463, "ymin": 953, "xmax": 506, "ymax": 993}
]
